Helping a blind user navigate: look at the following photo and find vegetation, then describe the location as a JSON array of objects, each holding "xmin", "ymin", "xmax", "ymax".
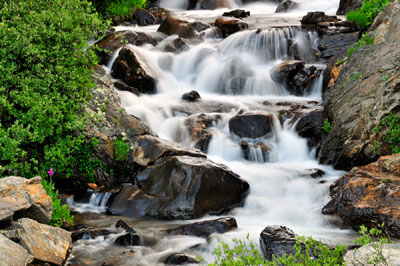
[
  {"xmin": 372, "ymin": 113, "xmax": 400, "ymax": 154},
  {"xmin": 91, "ymin": 0, "xmax": 148, "ymax": 18},
  {"xmin": 346, "ymin": 0, "xmax": 392, "ymax": 27},
  {"xmin": 346, "ymin": 33, "xmax": 374, "ymax": 58},
  {"xmin": 114, "ymin": 137, "xmax": 130, "ymax": 161},
  {"xmin": 323, "ymin": 119, "xmax": 331, "ymax": 133}
]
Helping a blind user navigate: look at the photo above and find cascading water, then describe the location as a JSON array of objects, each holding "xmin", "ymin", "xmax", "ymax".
[{"xmin": 68, "ymin": 1, "xmax": 357, "ymax": 265}]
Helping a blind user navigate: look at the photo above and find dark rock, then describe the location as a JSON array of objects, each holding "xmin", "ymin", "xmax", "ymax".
[
  {"xmin": 167, "ymin": 217, "xmax": 237, "ymax": 237},
  {"xmin": 337, "ymin": 0, "xmax": 363, "ymax": 15},
  {"xmin": 132, "ymin": 9, "xmax": 157, "ymax": 26},
  {"xmin": 229, "ymin": 113, "xmax": 274, "ymax": 139},
  {"xmin": 301, "ymin": 12, "xmax": 338, "ymax": 25},
  {"xmin": 164, "ymin": 37, "xmax": 190, "ymax": 53},
  {"xmin": 165, "ymin": 253, "xmax": 199, "ymax": 264},
  {"xmin": 322, "ymin": 154, "xmax": 400, "ymax": 237},
  {"xmin": 214, "ymin": 17, "xmax": 249, "ymax": 38},
  {"xmin": 240, "ymin": 141, "xmax": 271, "ymax": 162},
  {"xmin": 270, "ymin": 60, "xmax": 305, "ymax": 83},
  {"xmin": 301, "ymin": 168, "xmax": 325, "ymax": 178},
  {"xmin": 188, "ymin": 0, "xmax": 231, "ymax": 10},
  {"xmin": 182, "ymin": 90, "xmax": 201, "ymax": 102},
  {"xmin": 275, "ymin": 0, "xmax": 298, "ymax": 13},
  {"xmin": 108, "ymin": 156, "xmax": 249, "ymax": 219},
  {"xmin": 71, "ymin": 224, "xmax": 111, "ymax": 242},
  {"xmin": 318, "ymin": 32, "xmax": 360, "ymax": 59},
  {"xmin": 115, "ymin": 219, "xmax": 142, "ymax": 246},
  {"xmin": 111, "ymin": 46, "xmax": 157, "ymax": 94},
  {"xmin": 158, "ymin": 15, "xmax": 202, "ymax": 42},
  {"xmin": 188, "ymin": 21, "xmax": 212, "ymax": 32},
  {"xmin": 222, "ymin": 9, "xmax": 250, "ymax": 18},
  {"xmin": 184, "ymin": 113, "xmax": 217, "ymax": 152},
  {"xmin": 113, "ymin": 80, "xmax": 141, "ymax": 95},
  {"xmin": 148, "ymin": 7, "xmax": 170, "ymax": 24},
  {"xmin": 95, "ymin": 31, "xmax": 157, "ymax": 65},
  {"xmin": 295, "ymin": 109, "xmax": 327, "ymax": 150}
]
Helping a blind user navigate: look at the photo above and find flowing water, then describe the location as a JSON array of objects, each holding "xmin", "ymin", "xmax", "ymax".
[{"xmin": 67, "ymin": 1, "xmax": 358, "ymax": 265}]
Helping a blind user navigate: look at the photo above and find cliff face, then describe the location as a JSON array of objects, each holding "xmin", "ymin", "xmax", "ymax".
[{"xmin": 319, "ymin": 0, "xmax": 400, "ymax": 170}]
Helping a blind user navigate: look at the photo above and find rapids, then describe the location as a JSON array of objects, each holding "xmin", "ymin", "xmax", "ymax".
[{"xmin": 67, "ymin": 1, "xmax": 357, "ymax": 265}]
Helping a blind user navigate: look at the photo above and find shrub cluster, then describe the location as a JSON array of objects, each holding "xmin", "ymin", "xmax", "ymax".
[
  {"xmin": 90, "ymin": 0, "xmax": 148, "ymax": 18},
  {"xmin": 346, "ymin": 0, "xmax": 392, "ymax": 27}
]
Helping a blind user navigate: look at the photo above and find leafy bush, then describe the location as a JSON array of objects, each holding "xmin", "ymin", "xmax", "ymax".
[
  {"xmin": 372, "ymin": 113, "xmax": 400, "ymax": 154},
  {"xmin": 323, "ymin": 119, "xmax": 331, "ymax": 133},
  {"xmin": 114, "ymin": 137, "xmax": 130, "ymax": 161},
  {"xmin": 92, "ymin": 0, "xmax": 148, "ymax": 18},
  {"xmin": 0, "ymin": 0, "xmax": 107, "ymax": 179},
  {"xmin": 346, "ymin": 0, "xmax": 392, "ymax": 27}
]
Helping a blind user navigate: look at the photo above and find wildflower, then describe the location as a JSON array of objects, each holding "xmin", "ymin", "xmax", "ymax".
[{"xmin": 47, "ymin": 168, "xmax": 54, "ymax": 176}]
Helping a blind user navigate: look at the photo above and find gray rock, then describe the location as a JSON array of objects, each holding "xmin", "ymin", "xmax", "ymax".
[
  {"xmin": 276, "ymin": 0, "xmax": 298, "ymax": 13},
  {"xmin": 229, "ymin": 113, "xmax": 274, "ymax": 139},
  {"xmin": 167, "ymin": 217, "xmax": 237, "ymax": 237},
  {"xmin": 337, "ymin": 0, "xmax": 363, "ymax": 15},
  {"xmin": 260, "ymin": 225, "xmax": 300, "ymax": 261},
  {"xmin": 344, "ymin": 243, "xmax": 400, "ymax": 266},
  {"xmin": 0, "ymin": 234, "xmax": 33, "ymax": 266}
]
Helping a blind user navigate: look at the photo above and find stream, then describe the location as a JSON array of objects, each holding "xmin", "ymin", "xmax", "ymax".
[{"xmin": 67, "ymin": 1, "xmax": 358, "ymax": 265}]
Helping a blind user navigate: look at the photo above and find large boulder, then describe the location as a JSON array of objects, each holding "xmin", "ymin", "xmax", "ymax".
[
  {"xmin": 0, "ymin": 234, "xmax": 33, "ymax": 266},
  {"xmin": 3, "ymin": 218, "xmax": 72, "ymax": 266},
  {"xmin": 322, "ymin": 154, "xmax": 400, "ymax": 237},
  {"xmin": 295, "ymin": 109, "xmax": 327, "ymax": 151},
  {"xmin": 111, "ymin": 46, "xmax": 157, "ymax": 94},
  {"xmin": 131, "ymin": 9, "xmax": 157, "ymax": 26},
  {"xmin": 300, "ymin": 12, "xmax": 338, "ymax": 25},
  {"xmin": 276, "ymin": 0, "xmax": 298, "ymax": 13},
  {"xmin": 369, "ymin": 0, "xmax": 400, "ymax": 44},
  {"xmin": 344, "ymin": 243, "xmax": 400, "ymax": 265},
  {"xmin": 336, "ymin": 0, "xmax": 363, "ymax": 15},
  {"xmin": 167, "ymin": 217, "xmax": 237, "ymax": 237},
  {"xmin": 157, "ymin": 15, "xmax": 202, "ymax": 41},
  {"xmin": 0, "ymin": 176, "xmax": 52, "ymax": 225},
  {"xmin": 115, "ymin": 219, "xmax": 142, "ymax": 246},
  {"xmin": 214, "ymin": 17, "xmax": 248, "ymax": 38},
  {"xmin": 229, "ymin": 113, "xmax": 274, "ymax": 139},
  {"xmin": 108, "ymin": 156, "xmax": 249, "ymax": 219},
  {"xmin": 184, "ymin": 113, "xmax": 218, "ymax": 152},
  {"xmin": 165, "ymin": 253, "xmax": 199, "ymax": 265}
]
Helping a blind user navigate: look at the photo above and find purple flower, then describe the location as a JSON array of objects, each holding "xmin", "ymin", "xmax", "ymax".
[
  {"xmin": 14, "ymin": 170, "xmax": 18, "ymax": 175},
  {"xmin": 47, "ymin": 168, "xmax": 54, "ymax": 176}
]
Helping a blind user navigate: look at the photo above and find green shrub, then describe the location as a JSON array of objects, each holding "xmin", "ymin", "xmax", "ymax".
[
  {"xmin": 114, "ymin": 137, "xmax": 130, "ymax": 161},
  {"xmin": 346, "ymin": 0, "xmax": 392, "ymax": 27},
  {"xmin": 92, "ymin": 0, "xmax": 148, "ymax": 18},
  {"xmin": 372, "ymin": 113, "xmax": 400, "ymax": 154},
  {"xmin": 0, "ymin": 0, "xmax": 107, "ymax": 179},
  {"xmin": 323, "ymin": 119, "xmax": 331, "ymax": 133}
]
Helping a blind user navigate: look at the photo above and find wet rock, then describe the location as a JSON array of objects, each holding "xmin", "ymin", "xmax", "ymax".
[
  {"xmin": 108, "ymin": 156, "xmax": 249, "ymax": 219},
  {"xmin": 167, "ymin": 217, "xmax": 237, "ymax": 237},
  {"xmin": 344, "ymin": 243, "xmax": 400, "ymax": 265},
  {"xmin": 71, "ymin": 223, "xmax": 111, "ymax": 242},
  {"xmin": 189, "ymin": 0, "xmax": 231, "ymax": 10},
  {"xmin": 222, "ymin": 9, "xmax": 250, "ymax": 18},
  {"xmin": 0, "ymin": 176, "xmax": 52, "ymax": 225},
  {"xmin": 214, "ymin": 17, "xmax": 249, "ymax": 38},
  {"xmin": 148, "ymin": 7, "xmax": 170, "ymax": 24},
  {"xmin": 182, "ymin": 90, "xmax": 201, "ymax": 102},
  {"xmin": 301, "ymin": 168, "xmax": 325, "ymax": 178},
  {"xmin": 111, "ymin": 46, "xmax": 157, "ymax": 94},
  {"xmin": 113, "ymin": 80, "xmax": 141, "ymax": 95},
  {"xmin": 0, "ymin": 234, "xmax": 33, "ymax": 266},
  {"xmin": 164, "ymin": 37, "xmax": 190, "ymax": 53},
  {"xmin": 158, "ymin": 15, "xmax": 202, "ymax": 42},
  {"xmin": 188, "ymin": 21, "xmax": 212, "ymax": 32},
  {"xmin": 337, "ymin": 0, "xmax": 363, "ymax": 15},
  {"xmin": 229, "ymin": 113, "xmax": 274, "ymax": 139},
  {"xmin": 275, "ymin": 0, "xmax": 298, "ymax": 13},
  {"xmin": 165, "ymin": 253, "xmax": 199, "ymax": 264},
  {"xmin": 322, "ymin": 154, "xmax": 400, "ymax": 237},
  {"xmin": 132, "ymin": 9, "xmax": 157, "ymax": 26},
  {"xmin": 318, "ymin": 32, "xmax": 360, "ymax": 59},
  {"xmin": 184, "ymin": 113, "xmax": 217, "ymax": 152},
  {"xmin": 133, "ymin": 135, "xmax": 206, "ymax": 167},
  {"xmin": 95, "ymin": 31, "xmax": 157, "ymax": 65},
  {"xmin": 270, "ymin": 60, "xmax": 305, "ymax": 83},
  {"xmin": 4, "ymin": 218, "xmax": 72, "ymax": 266},
  {"xmin": 240, "ymin": 141, "xmax": 271, "ymax": 162},
  {"xmin": 301, "ymin": 12, "xmax": 338, "ymax": 25},
  {"xmin": 295, "ymin": 109, "xmax": 327, "ymax": 150},
  {"xmin": 115, "ymin": 219, "xmax": 142, "ymax": 246}
]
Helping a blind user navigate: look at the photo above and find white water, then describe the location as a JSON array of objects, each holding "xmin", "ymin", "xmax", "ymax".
[{"xmin": 68, "ymin": 1, "xmax": 357, "ymax": 265}]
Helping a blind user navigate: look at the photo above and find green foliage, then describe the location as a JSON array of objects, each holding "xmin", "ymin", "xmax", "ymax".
[
  {"xmin": 114, "ymin": 137, "xmax": 130, "ymax": 161},
  {"xmin": 77, "ymin": 138, "xmax": 103, "ymax": 183},
  {"xmin": 346, "ymin": 33, "xmax": 374, "ymax": 58},
  {"xmin": 350, "ymin": 72, "xmax": 362, "ymax": 81},
  {"xmin": 323, "ymin": 119, "xmax": 331, "ymax": 133},
  {"xmin": 0, "ymin": 0, "xmax": 107, "ymax": 179},
  {"xmin": 42, "ymin": 179, "xmax": 74, "ymax": 227},
  {"xmin": 93, "ymin": 0, "xmax": 148, "ymax": 18},
  {"xmin": 372, "ymin": 113, "xmax": 400, "ymax": 154},
  {"xmin": 346, "ymin": 0, "xmax": 392, "ymax": 27}
]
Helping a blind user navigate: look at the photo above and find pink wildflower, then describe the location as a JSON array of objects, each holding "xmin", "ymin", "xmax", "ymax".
[{"xmin": 47, "ymin": 168, "xmax": 54, "ymax": 176}]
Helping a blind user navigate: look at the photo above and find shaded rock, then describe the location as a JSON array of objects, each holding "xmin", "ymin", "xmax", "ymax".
[
  {"xmin": 4, "ymin": 218, "xmax": 72, "ymax": 266},
  {"xmin": 113, "ymin": 80, "xmax": 141, "ymax": 95},
  {"xmin": 70, "ymin": 223, "xmax": 111, "ymax": 242},
  {"xmin": 301, "ymin": 12, "xmax": 338, "ymax": 25},
  {"xmin": 184, "ymin": 113, "xmax": 217, "ymax": 152},
  {"xmin": 276, "ymin": 0, "xmax": 298, "ymax": 13},
  {"xmin": 344, "ymin": 243, "xmax": 400, "ymax": 265},
  {"xmin": 111, "ymin": 46, "xmax": 157, "ymax": 94},
  {"xmin": 295, "ymin": 109, "xmax": 327, "ymax": 150},
  {"xmin": 115, "ymin": 219, "xmax": 142, "ymax": 246},
  {"xmin": 318, "ymin": 32, "xmax": 360, "ymax": 59},
  {"xmin": 164, "ymin": 37, "xmax": 190, "ymax": 53},
  {"xmin": 301, "ymin": 168, "xmax": 325, "ymax": 178},
  {"xmin": 322, "ymin": 154, "xmax": 400, "ymax": 237},
  {"xmin": 189, "ymin": 0, "xmax": 231, "ymax": 10},
  {"xmin": 370, "ymin": 0, "xmax": 400, "ymax": 44},
  {"xmin": 270, "ymin": 60, "xmax": 305, "ymax": 83},
  {"xmin": 188, "ymin": 21, "xmax": 212, "ymax": 32},
  {"xmin": 182, "ymin": 90, "xmax": 201, "ymax": 102},
  {"xmin": 165, "ymin": 253, "xmax": 199, "ymax": 264},
  {"xmin": 222, "ymin": 9, "xmax": 250, "ymax": 18},
  {"xmin": 214, "ymin": 17, "xmax": 248, "ymax": 38},
  {"xmin": 108, "ymin": 156, "xmax": 249, "ymax": 219},
  {"xmin": 133, "ymin": 135, "xmax": 206, "ymax": 167},
  {"xmin": 240, "ymin": 141, "xmax": 271, "ymax": 162},
  {"xmin": 0, "ymin": 234, "xmax": 33, "ymax": 266},
  {"xmin": 132, "ymin": 9, "xmax": 157, "ymax": 26},
  {"xmin": 95, "ymin": 31, "xmax": 157, "ymax": 65},
  {"xmin": 0, "ymin": 176, "xmax": 52, "ymax": 225},
  {"xmin": 167, "ymin": 217, "xmax": 237, "ymax": 237},
  {"xmin": 337, "ymin": 0, "xmax": 363, "ymax": 15},
  {"xmin": 229, "ymin": 113, "xmax": 274, "ymax": 139},
  {"xmin": 148, "ymin": 7, "xmax": 170, "ymax": 24},
  {"xmin": 158, "ymin": 15, "xmax": 202, "ymax": 41}
]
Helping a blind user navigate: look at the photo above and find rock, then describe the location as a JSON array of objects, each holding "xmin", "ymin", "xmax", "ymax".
[
  {"xmin": 71, "ymin": 223, "xmax": 111, "ymax": 242},
  {"xmin": 318, "ymin": 32, "xmax": 360, "ymax": 59},
  {"xmin": 240, "ymin": 141, "xmax": 271, "ymax": 162},
  {"xmin": 270, "ymin": 60, "xmax": 305, "ymax": 83},
  {"xmin": 108, "ymin": 156, "xmax": 249, "ymax": 219},
  {"xmin": 132, "ymin": 9, "xmax": 157, "ymax": 26},
  {"xmin": 337, "ymin": 0, "xmax": 363, "ymax": 15},
  {"xmin": 158, "ymin": 15, "xmax": 202, "ymax": 42},
  {"xmin": 188, "ymin": 21, "xmax": 212, "ymax": 32},
  {"xmin": 164, "ymin": 37, "xmax": 189, "ymax": 53},
  {"xmin": 147, "ymin": 7, "xmax": 170, "ymax": 24},
  {"xmin": 344, "ymin": 243, "xmax": 400, "ymax": 265},
  {"xmin": 222, "ymin": 9, "xmax": 250, "ymax": 18},
  {"xmin": 301, "ymin": 168, "xmax": 325, "ymax": 178},
  {"xmin": 182, "ymin": 90, "xmax": 201, "ymax": 102},
  {"xmin": 184, "ymin": 113, "xmax": 216, "ymax": 152},
  {"xmin": 165, "ymin": 253, "xmax": 199, "ymax": 264},
  {"xmin": 95, "ymin": 31, "xmax": 157, "ymax": 65},
  {"xmin": 0, "ymin": 176, "xmax": 52, "ymax": 225},
  {"xmin": 295, "ymin": 109, "xmax": 327, "ymax": 150},
  {"xmin": 167, "ymin": 217, "xmax": 237, "ymax": 237},
  {"xmin": 275, "ymin": 0, "xmax": 298, "ymax": 13},
  {"xmin": 214, "ymin": 17, "xmax": 248, "ymax": 38},
  {"xmin": 370, "ymin": 0, "xmax": 400, "ymax": 44},
  {"xmin": 260, "ymin": 225, "xmax": 301, "ymax": 261},
  {"xmin": 133, "ymin": 135, "xmax": 206, "ymax": 167},
  {"xmin": 111, "ymin": 46, "xmax": 157, "ymax": 94},
  {"xmin": 322, "ymin": 154, "xmax": 400, "ymax": 237},
  {"xmin": 113, "ymin": 80, "xmax": 141, "ymax": 95},
  {"xmin": 188, "ymin": 0, "xmax": 231, "ymax": 10},
  {"xmin": 115, "ymin": 219, "xmax": 142, "ymax": 246},
  {"xmin": 0, "ymin": 234, "xmax": 33, "ymax": 266},
  {"xmin": 301, "ymin": 12, "xmax": 338, "ymax": 25},
  {"xmin": 4, "ymin": 218, "xmax": 72, "ymax": 266},
  {"xmin": 229, "ymin": 113, "xmax": 274, "ymax": 139}
]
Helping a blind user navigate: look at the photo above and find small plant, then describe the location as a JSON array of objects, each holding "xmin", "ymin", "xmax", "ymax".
[
  {"xmin": 99, "ymin": 0, "xmax": 148, "ymax": 18},
  {"xmin": 382, "ymin": 76, "xmax": 390, "ymax": 81},
  {"xmin": 372, "ymin": 113, "xmax": 400, "ymax": 154},
  {"xmin": 346, "ymin": 0, "xmax": 393, "ymax": 27},
  {"xmin": 114, "ymin": 137, "xmax": 130, "ymax": 161},
  {"xmin": 350, "ymin": 72, "xmax": 362, "ymax": 81},
  {"xmin": 346, "ymin": 33, "xmax": 374, "ymax": 58},
  {"xmin": 323, "ymin": 119, "xmax": 331, "ymax": 133},
  {"xmin": 77, "ymin": 138, "xmax": 103, "ymax": 183}
]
